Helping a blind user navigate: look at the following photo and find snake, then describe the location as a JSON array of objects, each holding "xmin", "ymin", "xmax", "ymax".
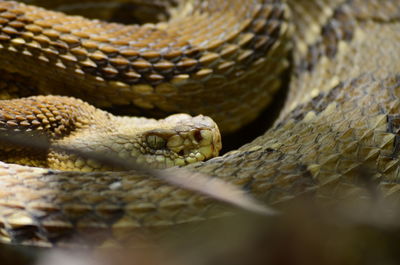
[{"xmin": 0, "ymin": 0, "xmax": 399, "ymax": 247}]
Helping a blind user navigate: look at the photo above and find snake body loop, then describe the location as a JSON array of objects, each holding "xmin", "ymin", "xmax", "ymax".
[
  {"xmin": 0, "ymin": 0, "xmax": 399, "ymax": 247},
  {"xmin": 0, "ymin": 0, "xmax": 291, "ymax": 132}
]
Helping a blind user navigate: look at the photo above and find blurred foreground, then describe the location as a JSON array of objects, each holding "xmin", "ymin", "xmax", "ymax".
[{"xmin": 2, "ymin": 191, "xmax": 400, "ymax": 265}]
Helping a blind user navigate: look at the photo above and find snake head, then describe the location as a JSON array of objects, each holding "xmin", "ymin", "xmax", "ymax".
[
  {"xmin": 0, "ymin": 95, "xmax": 222, "ymax": 171},
  {"xmin": 131, "ymin": 114, "xmax": 222, "ymax": 168},
  {"xmin": 48, "ymin": 113, "xmax": 222, "ymax": 171}
]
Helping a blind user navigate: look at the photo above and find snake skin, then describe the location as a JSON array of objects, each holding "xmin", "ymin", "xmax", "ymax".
[
  {"xmin": 0, "ymin": 0, "xmax": 290, "ymax": 132},
  {"xmin": 0, "ymin": 0, "xmax": 400, "ymax": 247}
]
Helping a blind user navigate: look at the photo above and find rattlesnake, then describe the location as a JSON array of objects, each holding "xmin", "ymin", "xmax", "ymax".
[{"xmin": 0, "ymin": 0, "xmax": 399, "ymax": 247}]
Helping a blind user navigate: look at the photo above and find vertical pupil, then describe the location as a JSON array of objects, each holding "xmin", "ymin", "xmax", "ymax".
[{"xmin": 147, "ymin": 135, "xmax": 165, "ymax": 149}]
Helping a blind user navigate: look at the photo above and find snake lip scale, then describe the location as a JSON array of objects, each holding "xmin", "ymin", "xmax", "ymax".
[{"xmin": 0, "ymin": 0, "xmax": 399, "ymax": 248}]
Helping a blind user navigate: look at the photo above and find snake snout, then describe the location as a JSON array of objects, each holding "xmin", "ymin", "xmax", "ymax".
[{"xmin": 142, "ymin": 114, "xmax": 222, "ymax": 168}]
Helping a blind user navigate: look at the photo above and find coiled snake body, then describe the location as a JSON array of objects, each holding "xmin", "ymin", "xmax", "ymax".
[{"xmin": 0, "ymin": 0, "xmax": 399, "ymax": 247}]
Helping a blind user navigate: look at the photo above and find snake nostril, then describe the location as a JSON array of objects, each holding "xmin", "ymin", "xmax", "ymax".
[{"xmin": 178, "ymin": 150, "xmax": 185, "ymax": 156}]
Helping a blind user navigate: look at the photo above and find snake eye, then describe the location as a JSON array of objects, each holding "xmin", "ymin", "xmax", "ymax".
[{"xmin": 146, "ymin": 134, "xmax": 166, "ymax": 149}]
